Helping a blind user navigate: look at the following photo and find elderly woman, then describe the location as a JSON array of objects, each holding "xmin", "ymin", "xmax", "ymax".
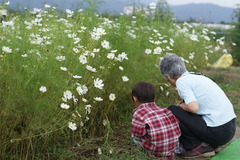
[{"xmin": 159, "ymin": 53, "xmax": 236, "ymax": 158}]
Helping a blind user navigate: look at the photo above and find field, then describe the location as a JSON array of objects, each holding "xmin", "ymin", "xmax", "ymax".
[{"xmin": 0, "ymin": 1, "xmax": 238, "ymax": 159}]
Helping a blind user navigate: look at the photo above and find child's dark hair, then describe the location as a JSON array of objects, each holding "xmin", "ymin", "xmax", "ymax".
[{"xmin": 132, "ymin": 82, "xmax": 155, "ymax": 103}]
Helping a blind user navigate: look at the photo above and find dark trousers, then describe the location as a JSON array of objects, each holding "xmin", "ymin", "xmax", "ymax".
[{"xmin": 168, "ymin": 105, "xmax": 236, "ymax": 150}]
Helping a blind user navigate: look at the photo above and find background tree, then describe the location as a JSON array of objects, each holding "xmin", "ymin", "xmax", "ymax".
[
  {"xmin": 155, "ymin": 0, "xmax": 174, "ymax": 23},
  {"xmin": 231, "ymin": 4, "xmax": 240, "ymax": 65}
]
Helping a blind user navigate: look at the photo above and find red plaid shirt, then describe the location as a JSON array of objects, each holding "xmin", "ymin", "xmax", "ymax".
[{"xmin": 131, "ymin": 102, "xmax": 181, "ymax": 159}]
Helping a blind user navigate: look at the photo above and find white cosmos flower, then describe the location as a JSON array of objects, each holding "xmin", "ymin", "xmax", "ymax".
[
  {"xmin": 39, "ymin": 86, "xmax": 47, "ymax": 93},
  {"xmin": 2, "ymin": 46, "xmax": 12, "ymax": 53},
  {"xmin": 79, "ymin": 55, "xmax": 87, "ymax": 64},
  {"xmin": 82, "ymin": 98, "xmax": 88, "ymax": 102},
  {"xmin": 153, "ymin": 47, "xmax": 162, "ymax": 54},
  {"xmin": 222, "ymin": 49, "xmax": 227, "ymax": 54},
  {"xmin": 162, "ymin": 40, "xmax": 168, "ymax": 43},
  {"xmin": 63, "ymin": 90, "xmax": 73, "ymax": 100},
  {"xmin": 73, "ymin": 47, "xmax": 80, "ymax": 53},
  {"xmin": 85, "ymin": 104, "xmax": 92, "ymax": 114},
  {"xmin": 210, "ymin": 31, "xmax": 216, "ymax": 35},
  {"xmin": 99, "ymin": 66, "xmax": 105, "ymax": 70},
  {"xmin": 21, "ymin": 54, "xmax": 28, "ymax": 57},
  {"xmin": 205, "ymin": 55, "xmax": 209, "ymax": 60},
  {"xmin": 86, "ymin": 116, "xmax": 89, "ymax": 121},
  {"xmin": 160, "ymin": 86, "xmax": 164, "ymax": 91},
  {"xmin": 170, "ymin": 38, "xmax": 174, "ymax": 46},
  {"xmin": 103, "ymin": 119, "xmax": 107, "ymax": 126},
  {"xmin": 101, "ymin": 40, "xmax": 110, "ymax": 49},
  {"xmin": 74, "ymin": 37, "xmax": 81, "ymax": 44},
  {"xmin": 107, "ymin": 53, "xmax": 115, "ymax": 59},
  {"xmin": 86, "ymin": 65, "xmax": 97, "ymax": 72},
  {"xmin": 122, "ymin": 76, "xmax": 129, "ymax": 82},
  {"xmin": 73, "ymin": 75, "xmax": 82, "ymax": 79},
  {"xmin": 56, "ymin": 56, "xmax": 66, "ymax": 61},
  {"xmin": 62, "ymin": 97, "xmax": 67, "ymax": 102},
  {"xmin": 94, "ymin": 78, "xmax": 104, "ymax": 90},
  {"xmin": 154, "ymin": 40, "xmax": 161, "ymax": 45},
  {"xmin": 149, "ymin": 2, "xmax": 157, "ymax": 10},
  {"xmin": 98, "ymin": 148, "xmax": 102, "ymax": 155},
  {"xmin": 5, "ymin": 1, "xmax": 10, "ymax": 5},
  {"xmin": 73, "ymin": 96, "xmax": 78, "ymax": 104},
  {"xmin": 91, "ymin": 33, "xmax": 100, "ymax": 40},
  {"xmin": 202, "ymin": 35, "xmax": 210, "ymax": 41},
  {"xmin": 190, "ymin": 34, "xmax": 199, "ymax": 42},
  {"xmin": 109, "ymin": 149, "xmax": 113, "ymax": 154},
  {"xmin": 118, "ymin": 52, "xmax": 128, "ymax": 60},
  {"xmin": 91, "ymin": 28, "xmax": 106, "ymax": 40},
  {"xmin": 44, "ymin": 4, "xmax": 51, "ymax": 8},
  {"xmin": 94, "ymin": 27, "xmax": 106, "ymax": 36},
  {"xmin": 109, "ymin": 93, "xmax": 116, "ymax": 101},
  {"xmin": 166, "ymin": 91, "xmax": 169, "ymax": 96},
  {"xmin": 60, "ymin": 103, "xmax": 70, "ymax": 109},
  {"xmin": 75, "ymin": 111, "xmax": 81, "ymax": 117},
  {"xmin": 68, "ymin": 122, "xmax": 77, "ymax": 131},
  {"xmin": 189, "ymin": 52, "xmax": 195, "ymax": 59},
  {"xmin": 90, "ymin": 52, "xmax": 95, "ymax": 57},
  {"xmin": 119, "ymin": 66, "xmax": 124, "ymax": 71},
  {"xmin": 2, "ymin": 21, "xmax": 14, "ymax": 28},
  {"xmin": 164, "ymin": 83, "xmax": 170, "ymax": 87},
  {"xmin": 94, "ymin": 97, "xmax": 103, "ymax": 101},
  {"xmin": 81, "ymin": 26, "xmax": 86, "ymax": 30},
  {"xmin": 214, "ymin": 46, "xmax": 220, "ymax": 51},
  {"xmin": 66, "ymin": 9, "xmax": 74, "ymax": 17},
  {"xmin": 72, "ymin": 113, "xmax": 77, "ymax": 118},
  {"xmin": 58, "ymin": 45, "xmax": 65, "ymax": 49},
  {"xmin": 60, "ymin": 67, "xmax": 67, "ymax": 71},
  {"xmin": 93, "ymin": 48, "xmax": 100, "ymax": 52},
  {"xmin": 219, "ymin": 41, "xmax": 224, "ymax": 45},
  {"xmin": 76, "ymin": 85, "xmax": 88, "ymax": 95},
  {"xmin": 166, "ymin": 46, "xmax": 172, "ymax": 51},
  {"xmin": 145, "ymin": 49, "xmax": 152, "ymax": 54}
]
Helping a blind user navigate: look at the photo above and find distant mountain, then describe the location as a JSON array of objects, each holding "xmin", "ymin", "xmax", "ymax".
[
  {"xmin": 4, "ymin": 0, "xmax": 235, "ymax": 23},
  {"xmin": 170, "ymin": 3, "xmax": 235, "ymax": 23},
  {"xmin": 97, "ymin": 0, "xmax": 129, "ymax": 13}
]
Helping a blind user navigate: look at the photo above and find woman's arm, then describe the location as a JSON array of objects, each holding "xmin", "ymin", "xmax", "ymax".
[{"xmin": 178, "ymin": 101, "xmax": 199, "ymax": 113}]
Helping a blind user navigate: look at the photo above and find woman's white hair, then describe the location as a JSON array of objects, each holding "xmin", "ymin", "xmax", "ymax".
[{"xmin": 159, "ymin": 53, "xmax": 187, "ymax": 79}]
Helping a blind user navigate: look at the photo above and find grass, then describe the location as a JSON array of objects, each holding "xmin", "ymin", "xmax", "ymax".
[{"xmin": 0, "ymin": 1, "xmax": 237, "ymax": 159}]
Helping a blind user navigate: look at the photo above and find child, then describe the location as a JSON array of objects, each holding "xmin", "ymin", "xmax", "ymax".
[{"xmin": 131, "ymin": 82, "xmax": 181, "ymax": 159}]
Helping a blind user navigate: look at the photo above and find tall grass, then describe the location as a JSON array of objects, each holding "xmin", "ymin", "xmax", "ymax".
[{"xmin": 0, "ymin": 1, "xmax": 230, "ymax": 159}]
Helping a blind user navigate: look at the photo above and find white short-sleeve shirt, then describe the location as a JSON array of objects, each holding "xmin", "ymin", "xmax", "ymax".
[{"xmin": 176, "ymin": 71, "xmax": 236, "ymax": 127}]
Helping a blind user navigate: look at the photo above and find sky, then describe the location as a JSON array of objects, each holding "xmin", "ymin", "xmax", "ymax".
[{"xmin": 167, "ymin": 0, "xmax": 240, "ymax": 8}]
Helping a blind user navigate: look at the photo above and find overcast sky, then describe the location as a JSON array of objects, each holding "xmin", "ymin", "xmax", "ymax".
[{"xmin": 167, "ymin": 0, "xmax": 240, "ymax": 8}]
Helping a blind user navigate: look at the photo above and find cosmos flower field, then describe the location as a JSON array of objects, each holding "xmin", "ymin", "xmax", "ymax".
[{"xmin": 0, "ymin": 1, "xmax": 232, "ymax": 159}]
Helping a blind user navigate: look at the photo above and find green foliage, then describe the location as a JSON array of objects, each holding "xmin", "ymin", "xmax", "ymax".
[
  {"xmin": 231, "ymin": 5, "xmax": 240, "ymax": 65},
  {"xmin": 0, "ymin": 1, "xmax": 229, "ymax": 159}
]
